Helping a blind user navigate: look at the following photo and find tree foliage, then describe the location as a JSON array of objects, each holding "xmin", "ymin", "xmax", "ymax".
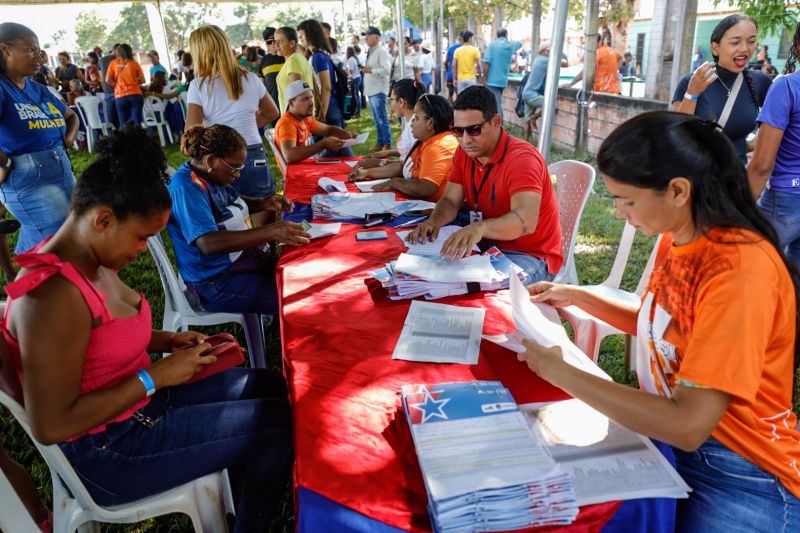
[
  {"xmin": 225, "ymin": 23, "xmax": 253, "ymax": 46},
  {"xmin": 108, "ymin": 4, "xmax": 153, "ymax": 51},
  {"xmin": 163, "ymin": 2, "xmax": 219, "ymax": 53},
  {"xmin": 720, "ymin": 0, "xmax": 798, "ymax": 38},
  {"xmin": 257, "ymin": 6, "xmax": 324, "ymax": 31},
  {"xmin": 75, "ymin": 11, "xmax": 109, "ymax": 52}
]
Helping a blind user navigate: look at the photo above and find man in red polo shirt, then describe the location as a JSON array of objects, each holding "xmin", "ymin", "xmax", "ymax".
[{"xmin": 408, "ymin": 85, "xmax": 562, "ymax": 283}]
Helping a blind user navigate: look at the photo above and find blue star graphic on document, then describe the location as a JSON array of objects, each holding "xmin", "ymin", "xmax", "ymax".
[{"xmin": 410, "ymin": 386, "xmax": 450, "ymax": 423}]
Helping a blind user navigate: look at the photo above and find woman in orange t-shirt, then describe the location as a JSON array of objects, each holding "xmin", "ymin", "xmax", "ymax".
[
  {"xmin": 348, "ymin": 94, "xmax": 458, "ymax": 202},
  {"xmin": 521, "ymin": 111, "xmax": 800, "ymax": 531},
  {"xmin": 105, "ymin": 43, "xmax": 145, "ymax": 126}
]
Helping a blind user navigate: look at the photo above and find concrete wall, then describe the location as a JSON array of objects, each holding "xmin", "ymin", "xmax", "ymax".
[{"xmin": 501, "ymin": 80, "xmax": 668, "ymax": 154}]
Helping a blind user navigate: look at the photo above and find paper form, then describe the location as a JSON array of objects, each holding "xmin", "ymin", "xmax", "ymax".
[{"xmin": 393, "ymin": 301, "xmax": 485, "ymax": 364}]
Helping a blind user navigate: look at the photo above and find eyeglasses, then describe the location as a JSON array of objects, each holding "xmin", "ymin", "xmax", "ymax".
[
  {"xmin": 265, "ymin": 39, "xmax": 275, "ymax": 45},
  {"xmin": 216, "ymin": 157, "xmax": 246, "ymax": 175},
  {"xmin": 450, "ymin": 121, "xmax": 488, "ymax": 138}
]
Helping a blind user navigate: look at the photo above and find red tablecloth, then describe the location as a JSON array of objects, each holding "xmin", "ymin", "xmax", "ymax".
[
  {"xmin": 277, "ymin": 212, "xmax": 621, "ymax": 531},
  {"xmin": 284, "ymin": 158, "xmax": 364, "ymax": 204}
]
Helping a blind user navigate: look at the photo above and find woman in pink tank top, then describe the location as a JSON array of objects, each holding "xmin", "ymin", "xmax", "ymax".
[{"xmin": 3, "ymin": 125, "xmax": 293, "ymax": 531}]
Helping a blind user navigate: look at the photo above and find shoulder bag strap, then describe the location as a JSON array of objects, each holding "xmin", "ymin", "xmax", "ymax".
[{"xmin": 717, "ymin": 73, "xmax": 743, "ymax": 130}]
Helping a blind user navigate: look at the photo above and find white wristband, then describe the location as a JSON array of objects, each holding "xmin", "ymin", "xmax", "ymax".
[{"xmin": 684, "ymin": 92, "xmax": 699, "ymax": 101}]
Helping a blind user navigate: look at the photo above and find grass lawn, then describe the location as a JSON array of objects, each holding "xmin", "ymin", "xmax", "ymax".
[{"xmin": 0, "ymin": 114, "xmax": 655, "ymax": 532}]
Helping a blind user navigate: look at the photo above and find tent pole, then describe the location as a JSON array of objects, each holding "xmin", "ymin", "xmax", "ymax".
[
  {"xmin": 537, "ymin": 0, "xmax": 568, "ymax": 160},
  {"xmin": 145, "ymin": 1, "xmax": 172, "ymax": 76},
  {"xmin": 395, "ymin": 0, "xmax": 406, "ymax": 78}
]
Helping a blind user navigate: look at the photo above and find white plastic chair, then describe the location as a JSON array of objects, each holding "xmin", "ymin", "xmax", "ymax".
[
  {"xmin": 143, "ymin": 96, "xmax": 174, "ymax": 146},
  {"xmin": 177, "ymin": 91, "xmax": 188, "ymax": 121},
  {"xmin": 147, "ymin": 235, "xmax": 269, "ymax": 369},
  {"xmin": 75, "ymin": 96, "xmax": 114, "ymax": 153},
  {"xmin": 0, "ymin": 386, "xmax": 232, "ymax": 533},
  {"xmin": 265, "ymin": 128, "xmax": 287, "ymax": 178},
  {"xmin": 551, "ymin": 160, "xmax": 596, "ymax": 285},
  {"xmin": 0, "ymin": 467, "xmax": 39, "ymax": 532},
  {"xmin": 557, "ymin": 223, "xmax": 662, "ymax": 361}
]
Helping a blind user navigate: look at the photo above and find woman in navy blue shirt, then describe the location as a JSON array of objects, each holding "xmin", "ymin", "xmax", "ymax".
[
  {"xmin": 297, "ymin": 19, "xmax": 353, "ymax": 157},
  {"xmin": 0, "ymin": 23, "xmax": 79, "ymax": 253},
  {"xmin": 673, "ymin": 14, "xmax": 770, "ymax": 163}
]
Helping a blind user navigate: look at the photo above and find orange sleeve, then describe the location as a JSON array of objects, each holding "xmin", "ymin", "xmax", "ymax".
[
  {"xmin": 675, "ymin": 253, "xmax": 779, "ymax": 402},
  {"xmin": 107, "ymin": 60, "xmax": 117, "ymax": 83},
  {"xmin": 418, "ymin": 136, "xmax": 457, "ymax": 188},
  {"xmin": 274, "ymin": 118, "xmax": 298, "ymax": 145},
  {"xmin": 308, "ymin": 117, "xmax": 324, "ymax": 136}
]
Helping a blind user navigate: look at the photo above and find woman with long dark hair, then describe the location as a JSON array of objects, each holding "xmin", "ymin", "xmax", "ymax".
[
  {"xmin": 54, "ymin": 51, "xmax": 85, "ymax": 93},
  {"xmin": 345, "ymin": 45, "xmax": 362, "ymax": 113},
  {"xmin": 749, "ymin": 20, "xmax": 800, "ymax": 270},
  {"xmin": 3, "ymin": 125, "xmax": 294, "ymax": 532},
  {"xmin": 520, "ymin": 111, "xmax": 800, "ymax": 531},
  {"xmin": 297, "ymin": 19, "xmax": 352, "ymax": 157},
  {"xmin": 83, "ymin": 51, "xmax": 101, "ymax": 94},
  {"xmin": 0, "ymin": 22, "xmax": 79, "ymax": 253},
  {"xmin": 673, "ymin": 14, "xmax": 771, "ymax": 163},
  {"xmin": 105, "ymin": 43, "xmax": 145, "ymax": 125},
  {"xmin": 349, "ymin": 94, "xmax": 457, "ymax": 202}
]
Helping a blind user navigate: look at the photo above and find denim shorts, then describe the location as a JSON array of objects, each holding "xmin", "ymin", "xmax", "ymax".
[
  {"xmin": 498, "ymin": 249, "xmax": 554, "ymax": 285},
  {"xmin": 233, "ymin": 144, "xmax": 275, "ymax": 199},
  {"xmin": 0, "ymin": 145, "xmax": 75, "ymax": 253},
  {"xmin": 758, "ymin": 186, "xmax": 800, "ymax": 270},
  {"xmin": 674, "ymin": 438, "xmax": 800, "ymax": 532}
]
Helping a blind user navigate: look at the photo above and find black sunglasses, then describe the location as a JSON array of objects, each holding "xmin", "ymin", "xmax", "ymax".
[
  {"xmin": 450, "ymin": 121, "xmax": 488, "ymax": 138},
  {"xmin": 265, "ymin": 39, "xmax": 275, "ymax": 45}
]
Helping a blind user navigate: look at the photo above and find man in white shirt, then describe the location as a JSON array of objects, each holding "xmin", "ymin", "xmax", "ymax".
[{"xmin": 360, "ymin": 26, "xmax": 393, "ymax": 151}]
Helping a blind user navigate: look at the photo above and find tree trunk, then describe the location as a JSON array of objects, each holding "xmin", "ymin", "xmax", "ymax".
[
  {"xmin": 644, "ymin": 0, "xmax": 676, "ymax": 101},
  {"xmin": 670, "ymin": 0, "xmax": 698, "ymax": 96},
  {"xmin": 530, "ymin": 0, "xmax": 542, "ymax": 57},
  {"xmin": 609, "ymin": 0, "xmax": 637, "ymax": 54},
  {"xmin": 494, "ymin": 7, "xmax": 504, "ymax": 33},
  {"xmin": 576, "ymin": 0, "xmax": 600, "ymax": 153}
]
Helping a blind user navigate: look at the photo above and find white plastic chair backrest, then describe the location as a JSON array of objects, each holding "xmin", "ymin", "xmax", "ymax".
[
  {"xmin": 551, "ymin": 160, "xmax": 596, "ymax": 267},
  {"xmin": 603, "ymin": 221, "xmax": 637, "ymax": 289},
  {"xmin": 147, "ymin": 235, "xmax": 194, "ymax": 316},
  {"xmin": 146, "ymin": 95, "xmax": 167, "ymax": 113},
  {"xmin": 0, "ymin": 386, "xmax": 102, "ymax": 514},
  {"xmin": 265, "ymin": 128, "xmax": 287, "ymax": 176},
  {"xmin": 75, "ymin": 96, "xmax": 104, "ymax": 129},
  {"xmin": 635, "ymin": 234, "xmax": 662, "ymax": 296}
]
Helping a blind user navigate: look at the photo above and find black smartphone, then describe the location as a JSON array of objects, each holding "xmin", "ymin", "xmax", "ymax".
[{"xmin": 402, "ymin": 209, "xmax": 434, "ymax": 217}]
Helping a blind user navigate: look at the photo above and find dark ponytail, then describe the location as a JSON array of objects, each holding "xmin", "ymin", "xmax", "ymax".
[
  {"xmin": 391, "ymin": 78, "xmax": 425, "ymax": 110},
  {"xmin": 598, "ymin": 111, "xmax": 800, "ymax": 396},
  {"xmin": 180, "ymin": 124, "xmax": 246, "ymax": 160},
  {"xmin": 710, "ymin": 14, "xmax": 760, "ymax": 106},
  {"xmin": 71, "ymin": 125, "xmax": 171, "ymax": 220},
  {"xmin": 0, "ymin": 22, "xmax": 37, "ymax": 75}
]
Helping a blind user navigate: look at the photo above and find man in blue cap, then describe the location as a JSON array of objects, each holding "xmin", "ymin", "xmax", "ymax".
[{"xmin": 360, "ymin": 26, "xmax": 393, "ymax": 151}]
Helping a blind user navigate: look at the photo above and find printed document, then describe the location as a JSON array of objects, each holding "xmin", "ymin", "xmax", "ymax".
[
  {"xmin": 393, "ymin": 301, "xmax": 485, "ymax": 364},
  {"xmin": 396, "ymin": 225, "xmax": 480, "ymax": 257},
  {"xmin": 394, "ymin": 253, "xmax": 497, "ymax": 283},
  {"xmin": 318, "ymin": 177, "xmax": 347, "ymax": 193},
  {"xmin": 342, "ymin": 131, "xmax": 370, "ymax": 147},
  {"xmin": 354, "ymin": 179, "xmax": 390, "ymax": 192},
  {"xmin": 520, "ymin": 399, "xmax": 691, "ymax": 505}
]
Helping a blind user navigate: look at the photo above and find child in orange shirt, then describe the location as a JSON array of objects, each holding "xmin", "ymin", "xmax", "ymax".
[{"xmin": 522, "ymin": 111, "xmax": 800, "ymax": 531}]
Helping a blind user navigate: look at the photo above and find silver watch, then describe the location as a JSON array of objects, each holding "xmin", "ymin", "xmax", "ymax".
[{"xmin": 379, "ymin": 159, "xmax": 388, "ymax": 167}]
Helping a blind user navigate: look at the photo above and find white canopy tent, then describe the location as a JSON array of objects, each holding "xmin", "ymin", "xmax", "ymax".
[{"xmin": 0, "ymin": 0, "xmax": 570, "ymax": 159}]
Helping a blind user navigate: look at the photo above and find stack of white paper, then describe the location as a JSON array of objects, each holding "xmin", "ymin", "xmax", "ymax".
[
  {"xmin": 300, "ymin": 220, "xmax": 341, "ymax": 240},
  {"xmin": 311, "ymin": 192, "xmax": 397, "ymax": 220},
  {"xmin": 401, "ymin": 381, "xmax": 579, "ymax": 533},
  {"xmin": 342, "ymin": 131, "xmax": 369, "ymax": 147},
  {"xmin": 370, "ymin": 246, "xmax": 523, "ymax": 300},
  {"xmin": 393, "ymin": 301, "xmax": 485, "ymax": 364},
  {"xmin": 396, "ymin": 226, "xmax": 479, "ymax": 257}
]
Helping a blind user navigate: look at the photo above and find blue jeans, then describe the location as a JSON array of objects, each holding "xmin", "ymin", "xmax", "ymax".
[
  {"xmin": 673, "ymin": 438, "xmax": 800, "ymax": 532},
  {"xmin": 421, "ymin": 73, "xmax": 433, "ymax": 93},
  {"xmin": 758, "ymin": 187, "xmax": 800, "ymax": 270},
  {"xmin": 0, "ymin": 145, "xmax": 75, "ymax": 253},
  {"xmin": 501, "ymin": 249, "xmax": 554, "ymax": 285},
  {"xmin": 115, "ymin": 94, "xmax": 144, "ymax": 125},
  {"xmin": 316, "ymin": 99, "xmax": 354, "ymax": 158},
  {"xmin": 368, "ymin": 92, "xmax": 392, "ymax": 147},
  {"xmin": 189, "ymin": 247, "xmax": 278, "ymax": 315},
  {"xmin": 488, "ymin": 85, "xmax": 505, "ymax": 120},
  {"xmin": 102, "ymin": 92, "xmax": 119, "ymax": 128},
  {"xmin": 352, "ymin": 77, "xmax": 363, "ymax": 111},
  {"xmin": 234, "ymin": 145, "xmax": 275, "ymax": 199},
  {"xmin": 59, "ymin": 368, "xmax": 294, "ymax": 532}
]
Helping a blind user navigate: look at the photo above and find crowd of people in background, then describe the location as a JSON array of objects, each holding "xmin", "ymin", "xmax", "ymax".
[{"xmin": 5, "ymin": 10, "xmax": 800, "ymax": 533}]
